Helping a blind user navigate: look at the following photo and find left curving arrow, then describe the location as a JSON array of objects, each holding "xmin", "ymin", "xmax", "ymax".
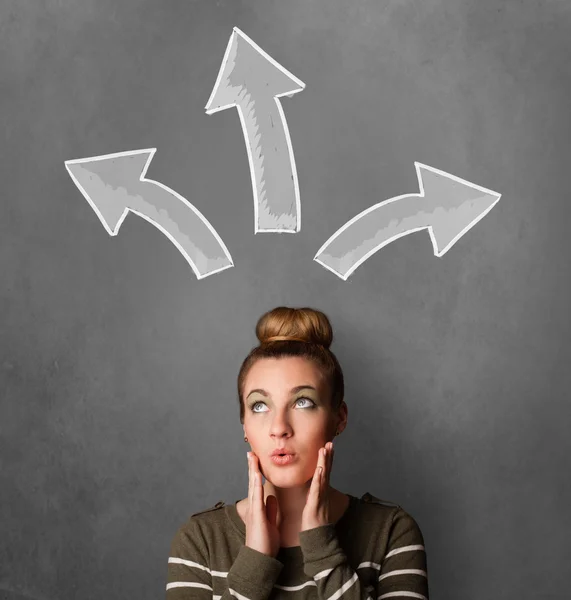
[
  {"xmin": 205, "ymin": 27, "xmax": 305, "ymax": 233},
  {"xmin": 64, "ymin": 149, "xmax": 234, "ymax": 280}
]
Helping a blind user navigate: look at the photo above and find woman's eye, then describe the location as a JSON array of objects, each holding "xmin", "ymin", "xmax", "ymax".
[
  {"xmin": 296, "ymin": 397, "xmax": 315, "ymax": 408},
  {"xmin": 251, "ymin": 397, "xmax": 315, "ymax": 412}
]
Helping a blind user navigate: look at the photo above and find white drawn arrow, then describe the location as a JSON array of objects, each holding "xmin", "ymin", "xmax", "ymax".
[
  {"xmin": 64, "ymin": 149, "xmax": 234, "ymax": 280},
  {"xmin": 205, "ymin": 27, "xmax": 305, "ymax": 233},
  {"xmin": 314, "ymin": 162, "xmax": 501, "ymax": 280}
]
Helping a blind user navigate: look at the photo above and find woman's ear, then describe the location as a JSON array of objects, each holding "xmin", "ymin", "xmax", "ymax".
[{"xmin": 337, "ymin": 400, "xmax": 348, "ymax": 433}]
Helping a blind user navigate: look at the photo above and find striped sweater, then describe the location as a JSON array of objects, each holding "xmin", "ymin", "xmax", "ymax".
[{"xmin": 166, "ymin": 492, "xmax": 429, "ymax": 600}]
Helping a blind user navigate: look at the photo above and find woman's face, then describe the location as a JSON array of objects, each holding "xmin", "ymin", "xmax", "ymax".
[{"xmin": 242, "ymin": 357, "xmax": 339, "ymax": 485}]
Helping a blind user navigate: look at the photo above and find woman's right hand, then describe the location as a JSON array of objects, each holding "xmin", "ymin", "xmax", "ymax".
[{"xmin": 245, "ymin": 452, "xmax": 281, "ymax": 558}]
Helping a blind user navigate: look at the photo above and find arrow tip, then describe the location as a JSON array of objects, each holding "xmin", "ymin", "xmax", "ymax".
[
  {"xmin": 420, "ymin": 165, "xmax": 501, "ymax": 256},
  {"xmin": 205, "ymin": 27, "xmax": 304, "ymax": 114},
  {"xmin": 65, "ymin": 150, "xmax": 154, "ymax": 234},
  {"xmin": 432, "ymin": 195, "xmax": 501, "ymax": 256}
]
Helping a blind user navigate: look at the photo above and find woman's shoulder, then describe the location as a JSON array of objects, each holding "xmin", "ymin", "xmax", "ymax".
[
  {"xmin": 173, "ymin": 500, "xmax": 228, "ymax": 535},
  {"xmin": 360, "ymin": 492, "xmax": 402, "ymax": 509},
  {"xmin": 355, "ymin": 492, "xmax": 416, "ymax": 528},
  {"xmin": 190, "ymin": 500, "xmax": 227, "ymax": 517},
  {"xmin": 358, "ymin": 492, "xmax": 426, "ymax": 542}
]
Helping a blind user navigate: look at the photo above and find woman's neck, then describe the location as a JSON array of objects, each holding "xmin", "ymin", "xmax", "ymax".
[{"xmin": 262, "ymin": 480, "xmax": 341, "ymax": 524}]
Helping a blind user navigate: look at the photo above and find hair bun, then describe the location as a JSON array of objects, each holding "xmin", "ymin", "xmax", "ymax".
[{"xmin": 256, "ymin": 306, "xmax": 333, "ymax": 350}]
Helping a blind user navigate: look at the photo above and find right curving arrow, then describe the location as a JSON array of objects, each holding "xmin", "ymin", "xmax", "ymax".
[{"xmin": 314, "ymin": 162, "xmax": 501, "ymax": 281}]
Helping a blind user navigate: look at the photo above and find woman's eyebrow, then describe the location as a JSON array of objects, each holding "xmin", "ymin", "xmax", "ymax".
[{"xmin": 246, "ymin": 385, "xmax": 316, "ymax": 399}]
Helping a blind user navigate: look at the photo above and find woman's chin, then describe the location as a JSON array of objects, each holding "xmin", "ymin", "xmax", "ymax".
[{"xmin": 265, "ymin": 467, "xmax": 312, "ymax": 486}]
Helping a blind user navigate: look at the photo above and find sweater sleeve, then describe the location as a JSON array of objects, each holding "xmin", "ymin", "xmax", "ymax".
[
  {"xmin": 299, "ymin": 524, "xmax": 377, "ymax": 600},
  {"xmin": 166, "ymin": 518, "xmax": 284, "ymax": 600},
  {"xmin": 377, "ymin": 508, "xmax": 429, "ymax": 599},
  {"xmin": 299, "ymin": 509, "xmax": 429, "ymax": 600}
]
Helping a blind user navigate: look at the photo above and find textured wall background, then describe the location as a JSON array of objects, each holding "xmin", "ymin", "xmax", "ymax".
[{"xmin": 1, "ymin": 1, "xmax": 569, "ymax": 598}]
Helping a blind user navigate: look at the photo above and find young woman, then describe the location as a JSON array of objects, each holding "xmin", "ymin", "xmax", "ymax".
[{"xmin": 166, "ymin": 307, "xmax": 429, "ymax": 599}]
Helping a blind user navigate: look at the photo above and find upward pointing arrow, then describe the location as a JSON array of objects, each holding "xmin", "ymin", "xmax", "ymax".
[
  {"xmin": 205, "ymin": 27, "xmax": 306, "ymax": 233},
  {"xmin": 314, "ymin": 162, "xmax": 502, "ymax": 281},
  {"xmin": 65, "ymin": 149, "xmax": 234, "ymax": 280}
]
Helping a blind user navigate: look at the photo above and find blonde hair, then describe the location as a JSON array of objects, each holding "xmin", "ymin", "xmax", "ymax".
[{"xmin": 237, "ymin": 306, "xmax": 345, "ymax": 424}]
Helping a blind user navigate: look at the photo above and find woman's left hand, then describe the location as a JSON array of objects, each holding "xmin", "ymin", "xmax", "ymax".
[{"xmin": 300, "ymin": 441, "xmax": 335, "ymax": 532}]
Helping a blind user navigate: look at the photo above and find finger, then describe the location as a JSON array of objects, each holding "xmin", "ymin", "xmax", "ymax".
[
  {"xmin": 307, "ymin": 448, "xmax": 322, "ymax": 502},
  {"xmin": 321, "ymin": 447, "xmax": 327, "ymax": 489},
  {"xmin": 252, "ymin": 453, "xmax": 261, "ymax": 484},
  {"xmin": 247, "ymin": 452, "xmax": 253, "ymax": 506},
  {"xmin": 315, "ymin": 447, "xmax": 324, "ymax": 485},
  {"xmin": 253, "ymin": 455, "xmax": 263, "ymax": 511},
  {"xmin": 313, "ymin": 458, "xmax": 322, "ymax": 494}
]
